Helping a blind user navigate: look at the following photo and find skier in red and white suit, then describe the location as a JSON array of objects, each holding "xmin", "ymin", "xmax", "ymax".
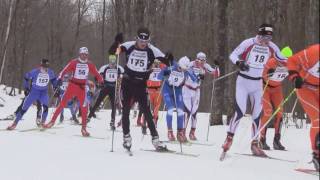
[
  {"xmin": 44, "ymin": 47, "xmax": 103, "ymax": 136},
  {"xmin": 182, "ymin": 52, "xmax": 219, "ymax": 140}
]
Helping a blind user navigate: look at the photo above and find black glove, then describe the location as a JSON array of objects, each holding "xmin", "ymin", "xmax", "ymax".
[
  {"xmin": 267, "ymin": 68, "xmax": 275, "ymax": 77},
  {"xmin": 198, "ymin": 74, "xmax": 205, "ymax": 80},
  {"xmin": 115, "ymin": 33, "xmax": 124, "ymax": 44},
  {"xmin": 53, "ymin": 88, "xmax": 61, "ymax": 97},
  {"xmin": 236, "ymin": 60, "xmax": 249, "ymax": 71},
  {"xmin": 165, "ymin": 52, "xmax": 174, "ymax": 65},
  {"xmin": 108, "ymin": 33, "xmax": 124, "ymax": 54},
  {"xmin": 293, "ymin": 76, "xmax": 303, "ymax": 89},
  {"xmin": 24, "ymin": 88, "xmax": 30, "ymax": 96}
]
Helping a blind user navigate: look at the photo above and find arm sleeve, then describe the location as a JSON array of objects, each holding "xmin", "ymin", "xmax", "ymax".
[
  {"xmin": 269, "ymin": 42, "xmax": 286, "ymax": 62},
  {"xmin": 287, "ymin": 51, "xmax": 303, "ymax": 81},
  {"xmin": 229, "ymin": 39, "xmax": 253, "ymax": 64},
  {"xmin": 157, "ymin": 67, "xmax": 171, "ymax": 81},
  {"xmin": 58, "ymin": 61, "xmax": 74, "ymax": 79},
  {"xmin": 23, "ymin": 70, "xmax": 32, "ymax": 89},
  {"xmin": 89, "ymin": 64, "xmax": 104, "ymax": 83},
  {"xmin": 49, "ymin": 70, "xmax": 58, "ymax": 87}
]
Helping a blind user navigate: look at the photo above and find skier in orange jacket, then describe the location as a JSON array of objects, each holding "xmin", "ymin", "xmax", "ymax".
[
  {"xmin": 287, "ymin": 44, "xmax": 319, "ymax": 171},
  {"xmin": 137, "ymin": 59, "xmax": 166, "ymax": 134},
  {"xmin": 259, "ymin": 47, "xmax": 293, "ymax": 151}
]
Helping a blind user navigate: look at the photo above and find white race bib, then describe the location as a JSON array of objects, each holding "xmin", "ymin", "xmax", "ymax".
[
  {"xmin": 269, "ymin": 66, "xmax": 288, "ymax": 82},
  {"xmin": 127, "ymin": 50, "xmax": 148, "ymax": 72},
  {"xmin": 36, "ymin": 73, "xmax": 49, "ymax": 87},
  {"xmin": 149, "ymin": 67, "xmax": 161, "ymax": 81},
  {"xmin": 308, "ymin": 61, "xmax": 319, "ymax": 78},
  {"xmin": 168, "ymin": 71, "xmax": 185, "ymax": 87},
  {"xmin": 105, "ymin": 68, "xmax": 118, "ymax": 82},
  {"xmin": 246, "ymin": 45, "xmax": 270, "ymax": 69},
  {"xmin": 74, "ymin": 63, "xmax": 89, "ymax": 79}
]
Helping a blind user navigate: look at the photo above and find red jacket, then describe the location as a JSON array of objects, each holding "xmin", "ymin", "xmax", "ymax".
[{"xmin": 58, "ymin": 58, "xmax": 103, "ymax": 85}]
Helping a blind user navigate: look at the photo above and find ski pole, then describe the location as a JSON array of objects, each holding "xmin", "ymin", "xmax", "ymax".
[
  {"xmin": 168, "ymin": 61, "xmax": 183, "ymax": 153},
  {"xmin": 110, "ymin": 52, "xmax": 120, "ymax": 152},
  {"xmin": 206, "ymin": 77, "xmax": 215, "ymax": 141},
  {"xmin": 253, "ymin": 88, "xmax": 297, "ymax": 141}
]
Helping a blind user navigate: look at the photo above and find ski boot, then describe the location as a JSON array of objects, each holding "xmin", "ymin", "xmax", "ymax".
[
  {"xmin": 59, "ymin": 114, "xmax": 64, "ymax": 123},
  {"xmin": 189, "ymin": 128, "xmax": 197, "ymax": 141},
  {"xmin": 36, "ymin": 118, "xmax": 42, "ymax": 127},
  {"xmin": 7, "ymin": 122, "xmax": 17, "ymax": 130},
  {"xmin": 81, "ymin": 128, "xmax": 90, "ymax": 137},
  {"xmin": 251, "ymin": 140, "xmax": 267, "ymax": 157},
  {"xmin": 72, "ymin": 114, "xmax": 79, "ymax": 124},
  {"xmin": 167, "ymin": 129, "xmax": 176, "ymax": 141},
  {"xmin": 273, "ymin": 133, "xmax": 285, "ymax": 150},
  {"xmin": 110, "ymin": 120, "xmax": 116, "ymax": 131},
  {"xmin": 312, "ymin": 152, "xmax": 319, "ymax": 171},
  {"xmin": 141, "ymin": 126, "xmax": 147, "ymax": 135},
  {"xmin": 152, "ymin": 136, "xmax": 167, "ymax": 151},
  {"xmin": 123, "ymin": 134, "xmax": 132, "ymax": 150},
  {"xmin": 222, "ymin": 132, "xmax": 234, "ymax": 152},
  {"xmin": 177, "ymin": 129, "xmax": 188, "ymax": 143},
  {"xmin": 259, "ymin": 137, "xmax": 271, "ymax": 150}
]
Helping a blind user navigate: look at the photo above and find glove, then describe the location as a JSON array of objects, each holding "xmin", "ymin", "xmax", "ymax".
[
  {"xmin": 198, "ymin": 74, "xmax": 205, "ymax": 80},
  {"xmin": 293, "ymin": 76, "xmax": 303, "ymax": 89},
  {"xmin": 267, "ymin": 68, "xmax": 275, "ymax": 77},
  {"xmin": 24, "ymin": 88, "xmax": 30, "ymax": 96},
  {"xmin": 236, "ymin": 60, "xmax": 249, "ymax": 71},
  {"xmin": 53, "ymin": 88, "xmax": 61, "ymax": 98},
  {"xmin": 55, "ymin": 78, "xmax": 62, "ymax": 88},
  {"xmin": 165, "ymin": 52, "xmax": 174, "ymax": 65},
  {"xmin": 115, "ymin": 33, "xmax": 124, "ymax": 44}
]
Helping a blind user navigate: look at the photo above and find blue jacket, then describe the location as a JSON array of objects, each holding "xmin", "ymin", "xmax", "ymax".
[
  {"xmin": 158, "ymin": 62, "xmax": 198, "ymax": 88},
  {"xmin": 23, "ymin": 67, "xmax": 57, "ymax": 91}
]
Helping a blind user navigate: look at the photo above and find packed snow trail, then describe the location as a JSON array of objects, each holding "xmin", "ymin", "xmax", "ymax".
[{"xmin": 0, "ymin": 86, "xmax": 316, "ymax": 180}]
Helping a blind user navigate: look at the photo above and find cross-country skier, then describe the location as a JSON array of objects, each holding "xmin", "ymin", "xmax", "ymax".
[
  {"xmin": 221, "ymin": 24, "xmax": 286, "ymax": 157},
  {"xmin": 7, "ymin": 59, "xmax": 57, "ymax": 130},
  {"xmin": 287, "ymin": 44, "xmax": 319, "ymax": 171},
  {"xmin": 88, "ymin": 54, "xmax": 124, "ymax": 130},
  {"xmin": 183, "ymin": 52, "xmax": 220, "ymax": 140},
  {"xmin": 43, "ymin": 47, "xmax": 103, "ymax": 137},
  {"xmin": 137, "ymin": 59, "xmax": 167, "ymax": 134},
  {"xmin": 109, "ymin": 27, "xmax": 171, "ymax": 151},
  {"xmin": 259, "ymin": 46, "xmax": 293, "ymax": 150},
  {"xmin": 158, "ymin": 56, "xmax": 198, "ymax": 142}
]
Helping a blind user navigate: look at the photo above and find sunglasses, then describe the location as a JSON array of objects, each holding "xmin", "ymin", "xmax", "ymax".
[{"xmin": 260, "ymin": 35, "xmax": 273, "ymax": 41}]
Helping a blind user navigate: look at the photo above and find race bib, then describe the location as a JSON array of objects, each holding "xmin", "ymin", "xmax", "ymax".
[
  {"xmin": 269, "ymin": 66, "xmax": 288, "ymax": 82},
  {"xmin": 149, "ymin": 67, "xmax": 161, "ymax": 81},
  {"xmin": 308, "ymin": 61, "xmax": 319, "ymax": 78},
  {"xmin": 127, "ymin": 50, "xmax": 148, "ymax": 72},
  {"xmin": 246, "ymin": 45, "xmax": 270, "ymax": 69},
  {"xmin": 105, "ymin": 68, "xmax": 118, "ymax": 82},
  {"xmin": 74, "ymin": 63, "xmax": 89, "ymax": 79},
  {"xmin": 168, "ymin": 71, "xmax": 185, "ymax": 87},
  {"xmin": 36, "ymin": 73, "xmax": 49, "ymax": 87}
]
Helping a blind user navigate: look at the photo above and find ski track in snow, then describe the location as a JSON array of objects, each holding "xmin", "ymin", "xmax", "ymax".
[{"xmin": 0, "ymin": 86, "xmax": 316, "ymax": 180}]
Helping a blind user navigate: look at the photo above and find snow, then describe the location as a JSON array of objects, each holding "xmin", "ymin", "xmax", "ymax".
[{"xmin": 0, "ymin": 85, "xmax": 316, "ymax": 180}]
